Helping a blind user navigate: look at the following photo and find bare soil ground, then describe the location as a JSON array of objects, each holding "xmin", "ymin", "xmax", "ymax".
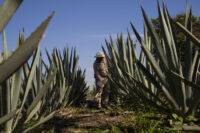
[{"xmin": 51, "ymin": 107, "xmax": 135, "ymax": 133}]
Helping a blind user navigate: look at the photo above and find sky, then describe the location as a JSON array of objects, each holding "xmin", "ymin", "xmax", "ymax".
[{"xmin": 1, "ymin": 0, "xmax": 200, "ymax": 86}]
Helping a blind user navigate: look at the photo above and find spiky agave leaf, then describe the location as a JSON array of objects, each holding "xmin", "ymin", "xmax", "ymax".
[
  {"xmin": 0, "ymin": 12, "xmax": 54, "ymax": 84},
  {"xmin": 0, "ymin": 0, "xmax": 23, "ymax": 32},
  {"xmin": 23, "ymin": 111, "xmax": 55, "ymax": 133},
  {"xmin": 0, "ymin": 109, "xmax": 19, "ymax": 125}
]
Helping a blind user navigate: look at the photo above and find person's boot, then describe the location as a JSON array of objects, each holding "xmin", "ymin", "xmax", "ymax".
[
  {"xmin": 101, "ymin": 94, "xmax": 109, "ymax": 109},
  {"xmin": 98, "ymin": 104, "xmax": 101, "ymax": 109},
  {"xmin": 97, "ymin": 97, "xmax": 102, "ymax": 109}
]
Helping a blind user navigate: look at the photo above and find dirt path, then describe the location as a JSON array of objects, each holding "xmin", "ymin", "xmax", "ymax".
[{"xmin": 51, "ymin": 107, "xmax": 135, "ymax": 133}]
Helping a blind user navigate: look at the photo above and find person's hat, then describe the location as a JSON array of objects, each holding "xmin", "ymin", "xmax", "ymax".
[{"xmin": 95, "ymin": 51, "xmax": 105, "ymax": 58}]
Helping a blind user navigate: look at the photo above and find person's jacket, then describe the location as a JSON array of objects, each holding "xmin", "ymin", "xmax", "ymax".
[{"xmin": 93, "ymin": 58, "xmax": 108, "ymax": 83}]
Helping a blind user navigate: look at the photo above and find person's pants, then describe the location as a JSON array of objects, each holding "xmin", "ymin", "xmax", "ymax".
[
  {"xmin": 94, "ymin": 82, "xmax": 109, "ymax": 108},
  {"xmin": 94, "ymin": 86, "xmax": 103, "ymax": 108},
  {"xmin": 101, "ymin": 83, "xmax": 110, "ymax": 107}
]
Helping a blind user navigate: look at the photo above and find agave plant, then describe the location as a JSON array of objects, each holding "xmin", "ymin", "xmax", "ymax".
[
  {"xmin": 0, "ymin": 0, "xmax": 89, "ymax": 132},
  {"xmin": 46, "ymin": 48, "xmax": 89, "ymax": 107},
  {"xmin": 105, "ymin": 2, "xmax": 200, "ymax": 118},
  {"xmin": 0, "ymin": 0, "xmax": 57, "ymax": 132},
  {"xmin": 102, "ymin": 34, "xmax": 140, "ymax": 104}
]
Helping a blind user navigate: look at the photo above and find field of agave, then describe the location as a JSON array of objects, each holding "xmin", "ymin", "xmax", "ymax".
[{"xmin": 0, "ymin": 0, "xmax": 200, "ymax": 132}]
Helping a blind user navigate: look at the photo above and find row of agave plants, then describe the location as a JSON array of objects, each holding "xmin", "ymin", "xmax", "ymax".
[
  {"xmin": 0, "ymin": 0, "xmax": 88, "ymax": 132},
  {"xmin": 103, "ymin": 2, "xmax": 200, "ymax": 120}
]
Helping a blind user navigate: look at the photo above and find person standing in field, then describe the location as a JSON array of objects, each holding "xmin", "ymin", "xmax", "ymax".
[{"xmin": 93, "ymin": 52, "xmax": 109, "ymax": 108}]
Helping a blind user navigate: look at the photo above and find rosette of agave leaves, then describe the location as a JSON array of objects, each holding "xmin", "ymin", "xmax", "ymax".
[{"xmin": 104, "ymin": 2, "xmax": 200, "ymax": 119}]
